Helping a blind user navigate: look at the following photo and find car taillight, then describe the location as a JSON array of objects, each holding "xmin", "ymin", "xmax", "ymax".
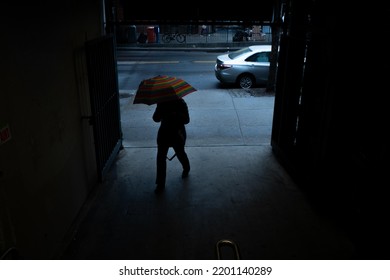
[{"xmin": 217, "ymin": 64, "xmax": 232, "ymax": 70}]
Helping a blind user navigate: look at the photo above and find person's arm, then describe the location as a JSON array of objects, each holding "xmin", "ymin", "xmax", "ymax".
[
  {"xmin": 179, "ymin": 101, "xmax": 190, "ymax": 125},
  {"xmin": 153, "ymin": 106, "xmax": 162, "ymax": 122}
]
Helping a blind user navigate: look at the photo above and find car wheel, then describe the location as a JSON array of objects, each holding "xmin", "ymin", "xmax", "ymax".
[{"xmin": 238, "ymin": 74, "xmax": 254, "ymax": 89}]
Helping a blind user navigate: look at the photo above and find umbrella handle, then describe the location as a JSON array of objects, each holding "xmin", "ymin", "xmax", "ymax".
[{"xmin": 167, "ymin": 154, "xmax": 176, "ymax": 161}]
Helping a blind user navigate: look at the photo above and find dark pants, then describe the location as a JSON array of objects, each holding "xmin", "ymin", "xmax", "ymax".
[{"xmin": 156, "ymin": 143, "xmax": 190, "ymax": 187}]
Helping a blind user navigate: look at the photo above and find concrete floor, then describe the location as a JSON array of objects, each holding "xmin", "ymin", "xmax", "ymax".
[{"xmin": 60, "ymin": 89, "xmax": 356, "ymax": 260}]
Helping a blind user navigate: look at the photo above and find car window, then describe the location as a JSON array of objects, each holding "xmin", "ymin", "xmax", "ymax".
[
  {"xmin": 257, "ymin": 52, "xmax": 270, "ymax": 62},
  {"xmin": 246, "ymin": 52, "xmax": 270, "ymax": 63},
  {"xmin": 228, "ymin": 47, "xmax": 252, "ymax": 59}
]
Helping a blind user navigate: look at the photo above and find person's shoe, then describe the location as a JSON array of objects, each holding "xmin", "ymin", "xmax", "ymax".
[
  {"xmin": 182, "ymin": 168, "xmax": 190, "ymax": 178},
  {"xmin": 154, "ymin": 184, "xmax": 165, "ymax": 194}
]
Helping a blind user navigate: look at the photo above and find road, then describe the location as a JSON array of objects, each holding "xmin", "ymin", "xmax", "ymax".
[{"xmin": 116, "ymin": 50, "xmax": 228, "ymax": 91}]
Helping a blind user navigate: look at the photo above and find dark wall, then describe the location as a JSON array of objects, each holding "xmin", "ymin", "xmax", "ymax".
[{"xmin": 272, "ymin": 1, "xmax": 390, "ymax": 258}]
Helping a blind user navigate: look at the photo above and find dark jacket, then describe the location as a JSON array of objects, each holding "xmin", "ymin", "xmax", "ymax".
[{"xmin": 153, "ymin": 99, "xmax": 190, "ymax": 146}]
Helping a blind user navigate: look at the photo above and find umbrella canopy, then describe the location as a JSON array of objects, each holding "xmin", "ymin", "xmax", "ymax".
[{"xmin": 133, "ymin": 75, "xmax": 197, "ymax": 105}]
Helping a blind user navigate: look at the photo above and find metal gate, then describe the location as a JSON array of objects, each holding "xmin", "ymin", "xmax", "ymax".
[{"xmin": 85, "ymin": 35, "xmax": 122, "ymax": 182}]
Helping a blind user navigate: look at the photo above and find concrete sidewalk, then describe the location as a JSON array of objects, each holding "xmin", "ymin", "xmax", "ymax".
[
  {"xmin": 120, "ymin": 88, "xmax": 274, "ymax": 148},
  {"xmin": 60, "ymin": 88, "xmax": 356, "ymax": 260}
]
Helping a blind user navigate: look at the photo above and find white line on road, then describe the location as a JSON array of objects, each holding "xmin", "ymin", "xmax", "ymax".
[
  {"xmin": 117, "ymin": 61, "xmax": 215, "ymax": 65},
  {"xmin": 117, "ymin": 61, "xmax": 179, "ymax": 65}
]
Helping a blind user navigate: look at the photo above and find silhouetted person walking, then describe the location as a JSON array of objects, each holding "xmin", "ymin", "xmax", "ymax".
[{"xmin": 153, "ymin": 98, "xmax": 190, "ymax": 193}]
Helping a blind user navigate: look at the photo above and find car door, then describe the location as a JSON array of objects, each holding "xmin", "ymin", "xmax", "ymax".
[{"xmin": 245, "ymin": 51, "xmax": 270, "ymax": 84}]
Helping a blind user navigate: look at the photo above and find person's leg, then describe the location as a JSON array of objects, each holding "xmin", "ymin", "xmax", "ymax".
[
  {"xmin": 173, "ymin": 144, "xmax": 190, "ymax": 178},
  {"xmin": 156, "ymin": 145, "xmax": 169, "ymax": 192}
]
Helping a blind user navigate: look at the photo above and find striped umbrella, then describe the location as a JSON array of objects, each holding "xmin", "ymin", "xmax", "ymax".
[{"xmin": 133, "ymin": 75, "xmax": 197, "ymax": 105}]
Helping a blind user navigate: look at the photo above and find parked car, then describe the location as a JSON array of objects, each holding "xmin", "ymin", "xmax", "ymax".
[{"xmin": 215, "ymin": 45, "xmax": 272, "ymax": 89}]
